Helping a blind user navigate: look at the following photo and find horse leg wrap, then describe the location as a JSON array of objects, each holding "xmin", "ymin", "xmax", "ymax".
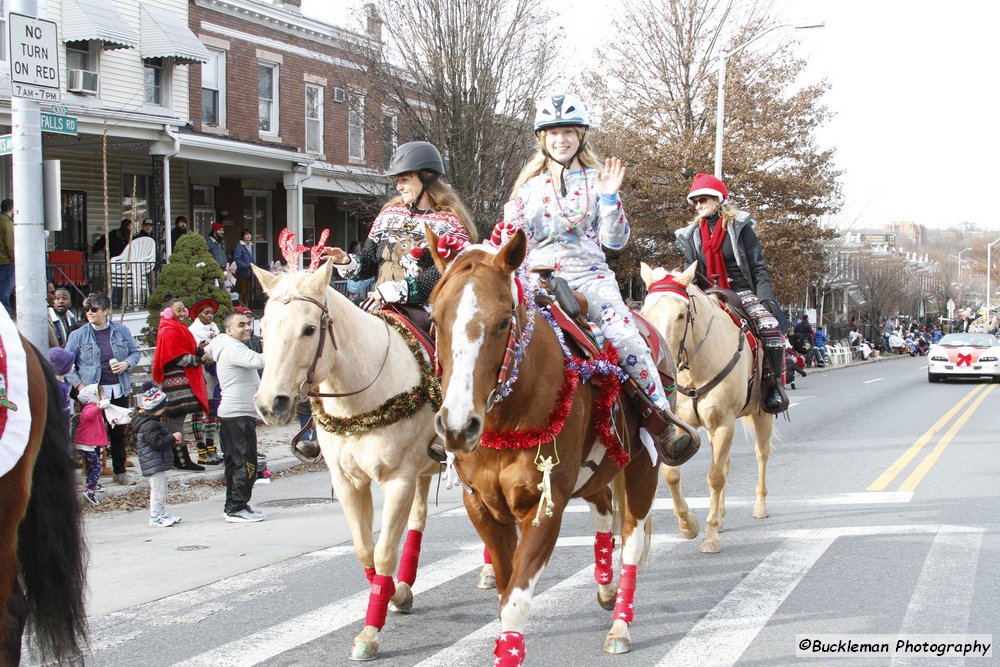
[
  {"xmin": 396, "ymin": 529, "xmax": 422, "ymax": 586},
  {"xmin": 364, "ymin": 574, "xmax": 396, "ymax": 630},
  {"xmin": 594, "ymin": 531, "xmax": 615, "ymax": 585},
  {"xmin": 494, "ymin": 631, "xmax": 526, "ymax": 667},
  {"xmin": 364, "ymin": 567, "xmax": 376, "ymax": 584},
  {"xmin": 613, "ymin": 564, "xmax": 637, "ymax": 625},
  {"xmin": 483, "ymin": 545, "xmax": 492, "ymax": 565}
]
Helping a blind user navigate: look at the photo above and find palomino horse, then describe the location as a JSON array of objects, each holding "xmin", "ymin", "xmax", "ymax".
[
  {"xmin": 251, "ymin": 261, "xmax": 443, "ymax": 661},
  {"xmin": 428, "ymin": 230, "xmax": 660, "ymax": 665},
  {"xmin": 640, "ymin": 262, "xmax": 773, "ymax": 553},
  {"xmin": 0, "ymin": 321, "xmax": 87, "ymax": 665}
]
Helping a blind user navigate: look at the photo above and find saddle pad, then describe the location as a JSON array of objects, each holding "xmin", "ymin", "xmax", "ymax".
[{"xmin": 0, "ymin": 308, "xmax": 33, "ymax": 478}]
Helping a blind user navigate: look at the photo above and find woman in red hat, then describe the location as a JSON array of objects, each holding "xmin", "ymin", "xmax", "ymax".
[
  {"xmin": 152, "ymin": 298, "xmax": 210, "ymax": 470},
  {"xmin": 674, "ymin": 173, "xmax": 790, "ymax": 413}
]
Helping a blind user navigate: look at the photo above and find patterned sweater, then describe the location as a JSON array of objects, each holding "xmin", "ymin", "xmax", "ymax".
[{"xmin": 338, "ymin": 204, "xmax": 470, "ymax": 306}]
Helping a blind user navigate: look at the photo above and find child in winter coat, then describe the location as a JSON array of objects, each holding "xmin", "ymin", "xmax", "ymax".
[
  {"xmin": 75, "ymin": 385, "xmax": 109, "ymax": 506},
  {"xmin": 132, "ymin": 384, "xmax": 183, "ymax": 527},
  {"xmin": 47, "ymin": 347, "xmax": 75, "ymax": 422}
]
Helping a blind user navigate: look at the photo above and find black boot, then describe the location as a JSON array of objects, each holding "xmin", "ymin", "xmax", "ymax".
[
  {"xmin": 174, "ymin": 443, "xmax": 206, "ymax": 471},
  {"xmin": 763, "ymin": 348, "xmax": 790, "ymax": 414}
]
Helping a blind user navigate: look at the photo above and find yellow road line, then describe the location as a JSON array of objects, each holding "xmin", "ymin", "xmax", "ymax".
[
  {"xmin": 867, "ymin": 383, "xmax": 986, "ymax": 492},
  {"xmin": 898, "ymin": 384, "xmax": 997, "ymax": 492}
]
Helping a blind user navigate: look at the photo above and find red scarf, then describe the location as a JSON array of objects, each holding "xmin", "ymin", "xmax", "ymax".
[
  {"xmin": 699, "ymin": 216, "xmax": 730, "ymax": 288},
  {"xmin": 152, "ymin": 317, "xmax": 209, "ymax": 413}
]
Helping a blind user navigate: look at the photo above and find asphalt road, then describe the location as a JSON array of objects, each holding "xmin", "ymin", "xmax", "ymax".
[{"xmin": 35, "ymin": 355, "xmax": 1000, "ymax": 666}]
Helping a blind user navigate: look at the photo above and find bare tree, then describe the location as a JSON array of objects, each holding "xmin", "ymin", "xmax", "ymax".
[
  {"xmin": 585, "ymin": 0, "xmax": 841, "ymax": 303},
  {"xmin": 353, "ymin": 0, "xmax": 561, "ymax": 237},
  {"xmin": 855, "ymin": 250, "xmax": 907, "ymax": 323}
]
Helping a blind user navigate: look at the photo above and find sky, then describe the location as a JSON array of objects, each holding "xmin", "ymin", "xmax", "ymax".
[{"xmin": 299, "ymin": 0, "xmax": 1000, "ymax": 232}]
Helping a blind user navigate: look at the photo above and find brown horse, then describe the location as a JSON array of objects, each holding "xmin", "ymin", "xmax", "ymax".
[
  {"xmin": 640, "ymin": 262, "xmax": 773, "ymax": 554},
  {"xmin": 427, "ymin": 230, "xmax": 659, "ymax": 665},
  {"xmin": 0, "ymin": 331, "xmax": 87, "ymax": 666}
]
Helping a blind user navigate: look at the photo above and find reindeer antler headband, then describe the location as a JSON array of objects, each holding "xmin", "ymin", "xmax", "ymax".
[{"xmin": 278, "ymin": 228, "xmax": 330, "ymax": 271}]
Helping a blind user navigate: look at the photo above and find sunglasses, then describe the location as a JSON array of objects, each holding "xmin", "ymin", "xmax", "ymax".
[
  {"xmin": 691, "ymin": 197, "xmax": 714, "ymax": 205},
  {"xmin": 85, "ymin": 306, "xmax": 105, "ymax": 313}
]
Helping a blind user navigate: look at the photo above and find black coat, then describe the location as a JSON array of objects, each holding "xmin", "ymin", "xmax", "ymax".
[{"xmin": 132, "ymin": 412, "xmax": 176, "ymax": 476}]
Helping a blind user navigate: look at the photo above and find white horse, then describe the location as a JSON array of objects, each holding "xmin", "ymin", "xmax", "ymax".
[
  {"xmin": 640, "ymin": 262, "xmax": 773, "ymax": 553},
  {"xmin": 252, "ymin": 261, "xmax": 441, "ymax": 661}
]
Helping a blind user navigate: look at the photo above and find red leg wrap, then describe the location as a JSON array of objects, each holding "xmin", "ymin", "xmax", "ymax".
[
  {"xmin": 494, "ymin": 631, "xmax": 526, "ymax": 667},
  {"xmin": 483, "ymin": 545, "xmax": 492, "ymax": 565},
  {"xmin": 397, "ymin": 529, "xmax": 422, "ymax": 586},
  {"xmin": 594, "ymin": 531, "xmax": 615, "ymax": 585},
  {"xmin": 613, "ymin": 564, "xmax": 637, "ymax": 625},
  {"xmin": 364, "ymin": 567, "xmax": 376, "ymax": 584},
  {"xmin": 364, "ymin": 574, "xmax": 396, "ymax": 630}
]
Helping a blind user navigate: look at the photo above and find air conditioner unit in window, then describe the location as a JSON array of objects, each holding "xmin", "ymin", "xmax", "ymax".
[
  {"xmin": 67, "ymin": 69, "xmax": 99, "ymax": 95},
  {"xmin": 333, "ymin": 87, "xmax": 346, "ymax": 103}
]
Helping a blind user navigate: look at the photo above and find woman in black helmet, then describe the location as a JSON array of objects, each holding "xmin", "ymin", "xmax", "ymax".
[{"xmin": 323, "ymin": 141, "xmax": 477, "ymax": 308}]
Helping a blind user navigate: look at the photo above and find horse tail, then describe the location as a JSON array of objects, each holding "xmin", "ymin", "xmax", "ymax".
[{"xmin": 18, "ymin": 343, "xmax": 88, "ymax": 663}]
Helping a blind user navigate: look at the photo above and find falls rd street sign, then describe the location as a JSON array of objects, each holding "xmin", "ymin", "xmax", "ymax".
[
  {"xmin": 0, "ymin": 135, "xmax": 12, "ymax": 156},
  {"xmin": 8, "ymin": 13, "xmax": 61, "ymax": 102},
  {"xmin": 41, "ymin": 113, "xmax": 78, "ymax": 135}
]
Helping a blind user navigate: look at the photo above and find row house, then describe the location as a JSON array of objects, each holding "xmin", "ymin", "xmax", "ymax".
[{"xmin": 0, "ymin": 0, "xmax": 399, "ymax": 311}]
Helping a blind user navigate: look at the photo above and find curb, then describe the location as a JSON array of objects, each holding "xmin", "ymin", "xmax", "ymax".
[{"xmin": 801, "ymin": 351, "xmax": 913, "ymax": 377}]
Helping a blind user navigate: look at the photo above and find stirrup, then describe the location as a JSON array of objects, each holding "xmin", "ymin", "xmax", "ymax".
[
  {"xmin": 656, "ymin": 431, "xmax": 701, "ymax": 467},
  {"xmin": 427, "ymin": 439, "xmax": 447, "ymax": 463},
  {"xmin": 290, "ymin": 418, "xmax": 323, "ymax": 464}
]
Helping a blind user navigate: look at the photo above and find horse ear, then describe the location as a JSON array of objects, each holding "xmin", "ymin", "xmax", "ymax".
[
  {"xmin": 425, "ymin": 225, "xmax": 447, "ymax": 273},
  {"xmin": 679, "ymin": 262, "xmax": 698, "ymax": 286},
  {"xmin": 640, "ymin": 262, "xmax": 655, "ymax": 287},
  {"xmin": 252, "ymin": 264, "xmax": 279, "ymax": 295},
  {"xmin": 494, "ymin": 229, "xmax": 526, "ymax": 274},
  {"xmin": 304, "ymin": 254, "xmax": 336, "ymax": 293}
]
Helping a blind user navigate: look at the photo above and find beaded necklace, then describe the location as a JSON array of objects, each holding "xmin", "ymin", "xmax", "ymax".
[{"xmin": 544, "ymin": 168, "xmax": 590, "ymax": 228}]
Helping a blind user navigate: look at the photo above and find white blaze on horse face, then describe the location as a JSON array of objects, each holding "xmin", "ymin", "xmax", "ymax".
[
  {"xmin": 441, "ymin": 283, "xmax": 485, "ymax": 431},
  {"xmin": 499, "ymin": 568, "xmax": 544, "ymax": 633}
]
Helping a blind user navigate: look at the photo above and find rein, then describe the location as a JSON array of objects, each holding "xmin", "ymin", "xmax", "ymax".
[{"xmin": 276, "ymin": 293, "xmax": 391, "ymax": 399}]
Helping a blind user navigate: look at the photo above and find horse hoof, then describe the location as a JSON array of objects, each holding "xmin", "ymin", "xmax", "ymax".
[
  {"xmin": 752, "ymin": 505, "xmax": 769, "ymax": 519},
  {"xmin": 700, "ymin": 538, "xmax": 721, "ymax": 554},
  {"xmin": 349, "ymin": 639, "xmax": 379, "ymax": 661},
  {"xmin": 679, "ymin": 513, "xmax": 700, "ymax": 540},
  {"xmin": 476, "ymin": 565, "xmax": 496, "ymax": 590},
  {"xmin": 389, "ymin": 582, "xmax": 413, "ymax": 614},
  {"xmin": 604, "ymin": 636, "xmax": 631, "ymax": 654},
  {"xmin": 597, "ymin": 584, "xmax": 618, "ymax": 611}
]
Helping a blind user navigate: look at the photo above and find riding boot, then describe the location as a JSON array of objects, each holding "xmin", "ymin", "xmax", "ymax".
[
  {"xmin": 762, "ymin": 347, "xmax": 790, "ymax": 414},
  {"xmin": 625, "ymin": 381, "xmax": 701, "ymax": 466},
  {"xmin": 174, "ymin": 443, "xmax": 206, "ymax": 472}
]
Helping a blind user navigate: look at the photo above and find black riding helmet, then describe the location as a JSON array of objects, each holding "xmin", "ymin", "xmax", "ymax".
[{"xmin": 386, "ymin": 141, "xmax": 445, "ymax": 213}]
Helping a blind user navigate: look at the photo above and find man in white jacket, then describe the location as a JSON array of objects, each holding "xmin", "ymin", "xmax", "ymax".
[{"xmin": 206, "ymin": 311, "xmax": 266, "ymax": 523}]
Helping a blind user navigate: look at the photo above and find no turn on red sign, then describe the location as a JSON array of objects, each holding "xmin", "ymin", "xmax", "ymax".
[{"xmin": 8, "ymin": 12, "xmax": 61, "ymax": 102}]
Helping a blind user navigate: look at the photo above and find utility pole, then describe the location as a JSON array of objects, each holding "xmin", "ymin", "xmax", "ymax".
[{"xmin": 10, "ymin": 0, "xmax": 56, "ymax": 349}]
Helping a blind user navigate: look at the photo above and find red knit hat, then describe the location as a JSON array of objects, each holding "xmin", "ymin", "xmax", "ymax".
[
  {"xmin": 687, "ymin": 173, "xmax": 728, "ymax": 204},
  {"xmin": 211, "ymin": 222, "xmax": 224, "ymax": 233}
]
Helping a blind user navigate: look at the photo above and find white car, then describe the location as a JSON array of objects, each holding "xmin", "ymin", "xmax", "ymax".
[{"xmin": 927, "ymin": 332, "xmax": 1000, "ymax": 383}]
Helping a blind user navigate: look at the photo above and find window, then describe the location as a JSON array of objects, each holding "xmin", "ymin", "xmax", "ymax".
[
  {"xmin": 258, "ymin": 62, "xmax": 279, "ymax": 134},
  {"xmin": 66, "ymin": 40, "xmax": 98, "ymax": 89},
  {"xmin": 201, "ymin": 48, "xmax": 226, "ymax": 127},
  {"xmin": 382, "ymin": 112, "xmax": 398, "ymax": 168},
  {"xmin": 144, "ymin": 58, "xmax": 170, "ymax": 107},
  {"xmin": 348, "ymin": 93, "xmax": 365, "ymax": 161},
  {"xmin": 122, "ymin": 173, "xmax": 151, "ymax": 222},
  {"xmin": 305, "ymin": 84, "xmax": 324, "ymax": 154}
]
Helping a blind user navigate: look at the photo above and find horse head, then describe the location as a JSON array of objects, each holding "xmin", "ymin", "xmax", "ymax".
[
  {"xmin": 427, "ymin": 227, "xmax": 527, "ymax": 453},
  {"xmin": 252, "ymin": 259, "xmax": 340, "ymax": 424},
  {"xmin": 639, "ymin": 262, "xmax": 700, "ymax": 364}
]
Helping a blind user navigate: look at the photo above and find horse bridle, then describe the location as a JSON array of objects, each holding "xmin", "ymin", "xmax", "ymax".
[{"xmin": 275, "ymin": 294, "xmax": 391, "ymax": 400}]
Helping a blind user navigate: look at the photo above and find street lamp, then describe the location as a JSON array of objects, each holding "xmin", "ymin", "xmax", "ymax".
[
  {"xmin": 987, "ymin": 237, "xmax": 1000, "ymax": 316},
  {"xmin": 714, "ymin": 21, "xmax": 825, "ymax": 179}
]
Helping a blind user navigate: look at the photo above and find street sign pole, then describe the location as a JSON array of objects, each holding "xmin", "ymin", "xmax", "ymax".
[{"xmin": 10, "ymin": 0, "xmax": 54, "ymax": 349}]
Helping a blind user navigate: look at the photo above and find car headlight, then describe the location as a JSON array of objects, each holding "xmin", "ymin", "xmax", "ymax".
[
  {"xmin": 930, "ymin": 356, "xmax": 948, "ymax": 362},
  {"xmin": 979, "ymin": 356, "xmax": 998, "ymax": 362}
]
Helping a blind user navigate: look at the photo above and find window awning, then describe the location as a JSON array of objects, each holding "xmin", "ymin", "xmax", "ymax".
[
  {"xmin": 140, "ymin": 4, "xmax": 210, "ymax": 65},
  {"xmin": 61, "ymin": 0, "xmax": 140, "ymax": 51}
]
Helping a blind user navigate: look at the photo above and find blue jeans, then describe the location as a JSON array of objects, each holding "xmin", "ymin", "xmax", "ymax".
[{"xmin": 0, "ymin": 263, "xmax": 14, "ymax": 317}]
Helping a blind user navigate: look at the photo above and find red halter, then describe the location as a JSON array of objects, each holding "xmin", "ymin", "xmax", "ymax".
[{"xmin": 647, "ymin": 275, "xmax": 690, "ymax": 301}]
